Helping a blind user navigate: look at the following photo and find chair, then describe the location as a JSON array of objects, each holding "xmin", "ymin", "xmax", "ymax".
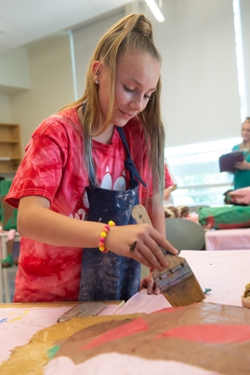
[
  {"xmin": 140, "ymin": 218, "xmax": 205, "ymax": 279},
  {"xmin": 165, "ymin": 218, "xmax": 205, "ymax": 253}
]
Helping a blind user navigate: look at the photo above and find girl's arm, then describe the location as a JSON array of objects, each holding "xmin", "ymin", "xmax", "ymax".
[{"xmin": 18, "ymin": 196, "xmax": 177, "ymax": 271}]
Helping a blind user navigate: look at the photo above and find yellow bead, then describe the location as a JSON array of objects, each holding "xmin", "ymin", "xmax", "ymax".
[{"xmin": 100, "ymin": 232, "xmax": 107, "ymax": 238}]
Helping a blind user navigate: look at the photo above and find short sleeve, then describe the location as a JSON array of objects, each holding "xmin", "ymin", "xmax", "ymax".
[
  {"xmin": 5, "ymin": 116, "xmax": 73, "ymax": 208},
  {"xmin": 164, "ymin": 165, "xmax": 174, "ymax": 188}
]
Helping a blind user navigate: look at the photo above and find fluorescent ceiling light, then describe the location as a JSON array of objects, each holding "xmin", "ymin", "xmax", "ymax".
[{"xmin": 145, "ymin": 0, "xmax": 165, "ymax": 22}]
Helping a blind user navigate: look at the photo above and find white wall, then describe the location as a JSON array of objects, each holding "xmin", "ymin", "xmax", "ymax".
[
  {"xmin": 240, "ymin": 0, "xmax": 250, "ymax": 116},
  {"xmin": 148, "ymin": 0, "xmax": 241, "ymax": 146},
  {"xmin": 73, "ymin": 10, "xmax": 124, "ymax": 99},
  {"xmin": 0, "ymin": 94, "xmax": 11, "ymax": 123},
  {"xmin": 0, "ymin": 48, "xmax": 31, "ymax": 92},
  {"xmin": 9, "ymin": 34, "xmax": 75, "ymax": 149}
]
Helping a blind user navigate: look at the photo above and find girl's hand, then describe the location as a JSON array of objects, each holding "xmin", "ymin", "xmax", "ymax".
[
  {"xmin": 140, "ymin": 271, "xmax": 161, "ymax": 295},
  {"xmin": 235, "ymin": 161, "xmax": 250, "ymax": 170},
  {"xmin": 105, "ymin": 223, "xmax": 178, "ymax": 271}
]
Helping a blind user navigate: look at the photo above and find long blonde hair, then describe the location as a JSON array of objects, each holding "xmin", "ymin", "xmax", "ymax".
[{"xmin": 61, "ymin": 13, "xmax": 165, "ymax": 199}]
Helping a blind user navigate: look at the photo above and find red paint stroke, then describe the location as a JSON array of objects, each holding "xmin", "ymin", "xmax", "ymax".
[
  {"xmin": 79, "ymin": 317, "xmax": 148, "ymax": 351},
  {"xmin": 155, "ymin": 325, "xmax": 250, "ymax": 344}
]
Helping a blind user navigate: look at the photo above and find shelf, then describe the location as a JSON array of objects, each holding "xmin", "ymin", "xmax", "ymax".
[
  {"xmin": 0, "ymin": 140, "xmax": 20, "ymax": 144},
  {"xmin": 0, "ymin": 123, "xmax": 22, "ymax": 174}
]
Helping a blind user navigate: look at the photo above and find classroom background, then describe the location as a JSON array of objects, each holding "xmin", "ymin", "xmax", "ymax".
[{"xmin": 0, "ymin": 0, "xmax": 250, "ymax": 206}]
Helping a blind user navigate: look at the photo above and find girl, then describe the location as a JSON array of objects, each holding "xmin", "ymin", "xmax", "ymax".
[{"xmin": 6, "ymin": 13, "xmax": 177, "ymax": 302}]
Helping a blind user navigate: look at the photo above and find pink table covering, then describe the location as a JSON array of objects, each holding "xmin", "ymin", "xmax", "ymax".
[
  {"xmin": 205, "ymin": 228, "xmax": 250, "ymax": 250},
  {"xmin": 181, "ymin": 249, "xmax": 249, "ymax": 307}
]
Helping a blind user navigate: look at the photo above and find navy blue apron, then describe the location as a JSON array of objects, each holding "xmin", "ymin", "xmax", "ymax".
[{"xmin": 78, "ymin": 126, "xmax": 146, "ymax": 301}]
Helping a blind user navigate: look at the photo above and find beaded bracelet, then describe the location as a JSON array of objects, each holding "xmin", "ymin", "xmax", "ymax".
[{"xmin": 99, "ymin": 220, "xmax": 116, "ymax": 253}]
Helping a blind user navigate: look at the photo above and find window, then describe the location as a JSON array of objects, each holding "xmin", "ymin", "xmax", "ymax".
[
  {"xmin": 233, "ymin": 0, "xmax": 247, "ymax": 120},
  {"xmin": 165, "ymin": 137, "xmax": 241, "ymax": 206}
]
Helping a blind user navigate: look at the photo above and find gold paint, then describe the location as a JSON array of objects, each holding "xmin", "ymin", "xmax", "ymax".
[{"xmin": 243, "ymin": 283, "xmax": 250, "ymax": 298}]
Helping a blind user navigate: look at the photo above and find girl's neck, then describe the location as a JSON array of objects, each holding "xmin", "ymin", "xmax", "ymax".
[{"xmin": 92, "ymin": 126, "xmax": 114, "ymax": 144}]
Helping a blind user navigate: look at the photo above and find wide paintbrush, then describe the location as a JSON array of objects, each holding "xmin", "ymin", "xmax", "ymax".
[{"xmin": 132, "ymin": 204, "xmax": 205, "ymax": 306}]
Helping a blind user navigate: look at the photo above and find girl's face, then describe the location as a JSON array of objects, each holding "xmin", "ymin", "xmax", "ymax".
[
  {"xmin": 94, "ymin": 48, "xmax": 161, "ymax": 127},
  {"xmin": 241, "ymin": 121, "xmax": 250, "ymax": 143}
]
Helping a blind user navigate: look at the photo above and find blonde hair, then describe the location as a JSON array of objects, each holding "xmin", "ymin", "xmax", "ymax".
[{"xmin": 61, "ymin": 13, "xmax": 165, "ymax": 201}]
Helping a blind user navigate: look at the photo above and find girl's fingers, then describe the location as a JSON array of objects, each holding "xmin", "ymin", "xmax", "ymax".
[
  {"xmin": 154, "ymin": 284, "xmax": 161, "ymax": 295},
  {"xmin": 140, "ymin": 275, "xmax": 161, "ymax": 295},
  {"xmin": 139, "ymin": 237, "xmax": 171, "ymax": 267},
  {"xmin": 151, "ymin": 230, "xmax": 178, "ymax": 256},
  {"xmin": 130, "ymin": 240, "xmax": 169, "ymax": 270},
  {"xmin": 130, "ymin": 247, "xmax": 157, "ymax": 269},
  {"xmin": 146, "ymin": 278, "xmax": 154, "ymax": 294},
  {"xmin": 107, "ymin": 224, "xmax": 177, "ymax": 269}
]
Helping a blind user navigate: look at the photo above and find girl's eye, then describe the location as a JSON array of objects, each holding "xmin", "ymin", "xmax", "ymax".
[
  {"xmin": 123, "ymin": 85, "xmax": 152, "ymax": 100},
  {"xmin": 124, "ymin": 86, "xmax": 134, "ymax": 93}
]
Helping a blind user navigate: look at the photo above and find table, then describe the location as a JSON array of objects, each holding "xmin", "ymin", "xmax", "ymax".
[
  {"xmin": 0, "ymin": 230, "xmax": 20, "ymax": 303},
  {"xmin": 0, "ymin": 250, "xmax": 249, "ymax": 375},
  {"xmin": 181, "ymin": 250, "xmax": 249, "ymax": 306},
  {"xmin": 205, "ymin": 227, "xmax": 250, "ymax": 250}
]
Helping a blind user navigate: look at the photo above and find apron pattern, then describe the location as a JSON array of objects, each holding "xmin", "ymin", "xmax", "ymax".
[{"xmin": 78, "ymin": 126, "xmax": 146, "ymax": 301}]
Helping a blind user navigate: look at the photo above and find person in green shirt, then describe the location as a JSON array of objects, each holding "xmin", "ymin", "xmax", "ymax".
[{"xmin": 232, "ymin": 117, "xmax": 250, "ymax": 189}]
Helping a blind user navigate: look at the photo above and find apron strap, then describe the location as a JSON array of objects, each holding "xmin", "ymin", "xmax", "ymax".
[{"xmin": 116, "ymin": 126, "xmax": 146, "ymax": 187}]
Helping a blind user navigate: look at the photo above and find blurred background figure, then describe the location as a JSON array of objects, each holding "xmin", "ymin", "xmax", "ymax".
[
  {"xmin": 163, "ymin": 164, "xmax": 177, "ymax": 206},
  {"xmin": 232, "ymin": 117, "xmax": 250, "ymax": 190}
]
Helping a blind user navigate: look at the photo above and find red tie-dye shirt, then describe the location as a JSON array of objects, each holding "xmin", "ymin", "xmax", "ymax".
[{"xmin": 6, "ymin": 107, "xmax": 152, "ymax": 302}]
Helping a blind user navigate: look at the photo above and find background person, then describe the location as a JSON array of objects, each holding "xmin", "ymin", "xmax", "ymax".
[
  {"xmin": 233, "ymin": 117, "xmax": 250, "ymax": 190},
  {"xmin": 163, "ymin": 164, "xmax": 177, "ymax": 206}
]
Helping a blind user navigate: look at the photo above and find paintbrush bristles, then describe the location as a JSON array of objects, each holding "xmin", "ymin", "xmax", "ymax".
[
  {"xmin": 131, "ymin": 204, "xmax": 205, "ymax": 307},
  {"xmin": 162, "ymin": 276, "xmax": 205, "ymax": 307}
]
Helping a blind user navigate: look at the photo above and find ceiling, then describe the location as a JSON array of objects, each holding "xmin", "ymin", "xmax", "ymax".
[{"xmin": 0, "ymin": 0, "xmax": 137, "ymax": 54}]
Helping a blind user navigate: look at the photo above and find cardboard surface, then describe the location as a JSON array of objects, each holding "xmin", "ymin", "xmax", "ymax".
[{"xmin": 0, "ymin": 250, "xmax": 249, "ymax": 375}]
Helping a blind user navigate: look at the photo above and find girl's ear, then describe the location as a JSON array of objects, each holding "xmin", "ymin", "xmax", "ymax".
[{"xmin": 92, "ymin": 61, "xmax": 103, "ymax": 81}]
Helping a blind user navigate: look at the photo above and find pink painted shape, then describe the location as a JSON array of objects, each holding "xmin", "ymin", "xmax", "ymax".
[
  {"xmin": 155, "ymin": 325, "xmax": 250, "ymax": 344},
  {"xmin": 79, "ymin": 317, "xmax": 148, "ymax": 351}
]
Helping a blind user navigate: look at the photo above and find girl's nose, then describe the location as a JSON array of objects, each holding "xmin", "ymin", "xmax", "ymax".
[{"xmin": 129, "ymin": 95, "xmax": 145, "ymax": 113}]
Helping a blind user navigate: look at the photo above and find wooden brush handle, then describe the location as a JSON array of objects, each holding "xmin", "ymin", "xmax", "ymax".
[
  {"xmin": 132, "ymin": 204, "xmax": 153, "ymax": 226},
  {"xmin": 132, "ymin": 205, "xmax": 184, "ymax": 268}
]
